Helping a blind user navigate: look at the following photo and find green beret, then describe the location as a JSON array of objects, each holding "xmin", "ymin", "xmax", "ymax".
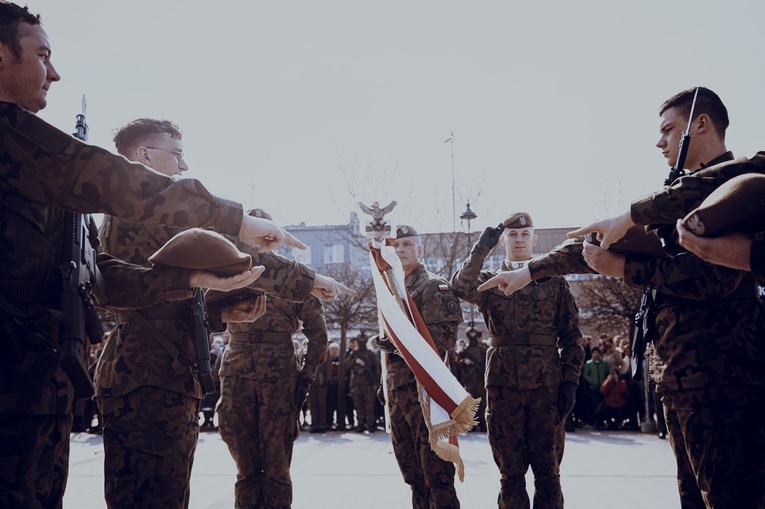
[
  {"xmin": 148, "ymin": 228, "xmax": 252, "ymax": 276},
  {"xmin": 394, "ymin": 224, "xmax": 419, "ymax": 238},
  {"xmin": 503, "ymin": 212, "xmax": 533, "ymax": 229}
]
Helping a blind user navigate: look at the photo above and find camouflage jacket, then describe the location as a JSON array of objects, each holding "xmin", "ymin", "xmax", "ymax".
[
  {"xmin": 386, "ymin": 265, "xmax": 463, "ymax": 390},
  {"xmin": 348, "ymin": 346, "xmax": 381, "ymax": 386},
  {"xmin": 451, "ymin": 243, "xmax": 584, "ymax": 389},
  {"xmin": 221, "ymin": 295, "xmax": 328, "ymax": 383},
  {"xmin": 95, "ymin": 216, "xmax": 318, "ymax": 399},
  {"xmin": 0, "ymin": 102, "xmax": 244, "ymax": 415}
]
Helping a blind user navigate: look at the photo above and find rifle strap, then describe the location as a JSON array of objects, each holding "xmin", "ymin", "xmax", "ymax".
[{"xmin": 120, "ymin": 309, "xmax": 191, "ymax": 374}]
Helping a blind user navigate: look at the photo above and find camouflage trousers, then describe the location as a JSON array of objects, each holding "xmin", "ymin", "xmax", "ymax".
[
  {"xmin": 388, "ymin": 381, "xmax": 459, "ymax": 509},
  {"xmin": 351, "ymin": 382, "xmax": 376, "ymax": 429},
  {"xmin": 218, "ymin": 375, "xmax": 299, "ymax": 509},
  {"xmin": 486, "ymin": 385, "xmax": 563, "ymax": 509},
  {"xmin": 97, "ymin": 386, "xmax": 200, "ymax": 509},
  {"xmin": 308, "ymin": 384, "xmax": 328, "ymax": 431},
  {"xmin": 660, "ymin": 386, "xmax": 765, "ymax": 509},
  {"xmin": 0, "ymin": 414, "xmax": 71, "ymax": 509}
]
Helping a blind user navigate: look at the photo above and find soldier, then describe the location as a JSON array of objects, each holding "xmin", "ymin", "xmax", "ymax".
[
  {"xmin": 0, "ymin": 4, "xmax": 306, "ymax": 508},
  {"xmin": 377, "ymin": 224, "xmax": 463, "ymax": 509},
  {"xmin": 456, "ymin": 327, "xmax": 488, "ymax": 432},
  {"xmin": 483, "ymin": 88, "xmax": 765, "ymax": 508},
  {"xmin": 451, "ymin": 212, "xmax": 584, "ymax": 509},
  {"xmin": 216, "ymin": 209, "xmax": 329, "ymax": 509},
  {"xmin": 308, "ymin": 340, "xmax": 333, "ymax": 433},
  {"xmin": 348, "ymin": 333, "xmax": 381, "ymax": 433}
]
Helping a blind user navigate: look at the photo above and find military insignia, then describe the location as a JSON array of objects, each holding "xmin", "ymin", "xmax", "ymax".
[
  {"xmin": 401, "ymin": 225, "xmax": 409, "ymax": 235},
  {"xmin": 254, "ymin": 209, "xmax": 263, "ymax": 218},
  {"xmin": 519, "ymin": 215, "xmax": 527, "ymax": 226}
]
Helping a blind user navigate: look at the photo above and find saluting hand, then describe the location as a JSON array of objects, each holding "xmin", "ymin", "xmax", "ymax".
[
  {"xmin": 239, "ymin": 214, "xmax": 306, "ymax": 252},
  {"xmin": 476, "ymin": 266, "xmax": 532, "ymax": 296},
  {"xmin": 190, "ymin": 265, "xmax": 266, "ymax": 291},
  {"xmin": 221, "ymin": 294, "xmax": 268, "ymax": 323},
  {"xmin": 567, "ymin": 212, "xmax": 635, "ymax": 250}
]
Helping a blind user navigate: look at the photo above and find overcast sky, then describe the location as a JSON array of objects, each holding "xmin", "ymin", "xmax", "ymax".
[{"xmin": 31, "ymin": 0, "xmax": 765, "ymax": 233}]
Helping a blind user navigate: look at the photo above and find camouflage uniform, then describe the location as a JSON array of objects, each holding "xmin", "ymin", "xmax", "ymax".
[
  {"xmin": 456, "ymin": 331, "xmax": 488, "ymax": 431},
  {"xmin": 348, "ymin": 339, "xmax": 381, "ymax": 432},
  {"xmin": 0, "ymin": 102, "xmax": 245, "ymax": 509},
  {"xmin": 217, "ymin": 294, "xmax": 327, "ymax": 509},
  {"xmin": 309, "ymin": 347, "xmax": 333, "ymax": 432},
  {"xmin": 386, "ymin": 264, "xmax": 463, "ymax": 509},
  {"xmin": 528, "ymin": 152, "xmax": 765, "ymax": 508},
  {"xmin": 94, "ymin": 217, "xmax": 316, "ymax": 509},
  {"xmin": 451, "ymin": 242, "xmax": 583, "ymax": 509}
]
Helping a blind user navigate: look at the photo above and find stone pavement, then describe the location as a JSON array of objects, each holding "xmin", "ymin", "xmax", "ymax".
[{"xmin": 65, "ymin": 427, "xmax": 679, "ymax": 508}]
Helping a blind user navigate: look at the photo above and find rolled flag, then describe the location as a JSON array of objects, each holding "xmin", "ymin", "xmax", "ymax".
[
  {"xmin": 369, "ymin": 239, "xmax": 478, "ymax": 481},
  {"xmin": 682, "ymin": 173, "xmax": 765, "ymax": 236}
]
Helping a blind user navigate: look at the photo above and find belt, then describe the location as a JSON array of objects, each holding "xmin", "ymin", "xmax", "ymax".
[
  {"xmin": 229, "ymin": 331, "xmax": 292, "ymax": 343},
  {"xmin": 490, "ymin": 334, "xmax": 557, "ymax": 348},
  {"xmin": 0, "ymin": 277, "xmax": 58, "ymax": 306},
  {"xmin": 117, "ymin": 302, "xmax": 192, "ymax": 322}
]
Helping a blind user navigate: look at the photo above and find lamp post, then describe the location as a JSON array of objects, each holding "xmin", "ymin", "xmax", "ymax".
[{"xmin": 460, "ymin": 202, "xmax": 477, "ymax": 326}]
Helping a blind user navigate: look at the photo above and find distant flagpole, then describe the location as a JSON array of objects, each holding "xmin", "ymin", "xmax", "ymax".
[{"xmin": 444, "ymin": 131, "xmax": 455, "ymax": 232}]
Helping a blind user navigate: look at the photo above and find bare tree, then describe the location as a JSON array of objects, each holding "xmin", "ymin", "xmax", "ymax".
[{"xmin": 569, "ymin": 275, "xmax": 641, "ymax": 338}]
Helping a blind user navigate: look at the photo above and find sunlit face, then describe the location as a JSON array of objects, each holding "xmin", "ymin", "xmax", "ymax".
[
  {"xmin": 392, "ymin": 236, "xmax": 423, "ymax": 271},
  {"xmin": 136, "ymin": 132, "xmax": 188, "ymax": 177},
  {"xmin": 656, "ymin": 106, "xmax": 701, "ymax": 170},
  {"xmin": 502, "ymin": 227, "xmax": 536, "ymax": 262},
  {"xmin": 329, "ymin": 344, "xmax": 340, "ymax": 358},
  {"xmin": 0, "ymin": 24, "xmax": 60, "ymax": 112}
]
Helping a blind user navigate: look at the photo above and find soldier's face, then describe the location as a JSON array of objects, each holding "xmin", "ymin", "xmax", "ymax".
[
  {"xmin": 137, "ymin": 133, "xmax": 188, "ymax": 177},
  {"xmin": 502, "ymin": 227, "xmax": 536, "ymax": 262},
  {"xmin": 392, "ymin": 237, "xmax": 423, "ymax": 270},
  {"xmin": 0, "ymin": 24, "xmax": 60, "ymax": 113}
]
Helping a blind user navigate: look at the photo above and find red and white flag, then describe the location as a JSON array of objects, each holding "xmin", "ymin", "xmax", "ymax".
[{"xmin": 369, "ymin": 239, "xmax": 478, "ymax": 480}]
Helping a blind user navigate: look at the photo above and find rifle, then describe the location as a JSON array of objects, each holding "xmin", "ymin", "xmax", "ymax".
[
  {"xmin": 664, "ymin": 86, "xmax": 699, "ymax": 186},
  {"xmin": 630, "ymin": 288, "xmax": 655, "ymax": 383},
  {"xmin": 59, "ymin": 95, "xmax": 106, "ymax": 398},
  {"xmin": 191, "ymin": 287, "xmax": 217, "ymax": 394}
]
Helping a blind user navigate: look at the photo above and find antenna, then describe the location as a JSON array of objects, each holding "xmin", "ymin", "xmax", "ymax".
[{"xmin": 444, "ymin": 131, "xmax": 456, "ymax": 231}]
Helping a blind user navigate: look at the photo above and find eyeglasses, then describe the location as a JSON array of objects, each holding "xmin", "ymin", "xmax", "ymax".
[{"xmin": 145, "ymin": 146, "xmax": 185, "ymax": 165}]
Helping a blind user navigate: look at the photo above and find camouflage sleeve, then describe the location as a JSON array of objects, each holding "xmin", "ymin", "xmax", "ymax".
[
  {"xmin": 419, "ymin": 281, "xmax": 463, "ymax": 356},
  {"xmin": 297, "ymin": 296, "xmax": 329, "ymax": 379},
  {"xmin": 97, "ymin": 252, "xmax": 193, "ymax": 309},
  {"xmin": 630, "ymin": 155, "xmax": 758, "ymax": 226},
  {"xmin": 751, "ymin": 240, "xmax": 765, "ymax": 285},
  {"xmin": 1, "ymin": 104, "xmax": 243, "ymax": 235},
  {"xmin": 234, "ymin": 242, "xmax": 315, "ymax": 303},
  {"xmin": 527, "ymin": 237, "xmax": 594, "ymax": 280},
  {"xmin": 623, "ymin": 251, "xmax": 745, "ymax": 299},
  {"xmin": 555, "ymin": 278, "xmax": 584, "ymax": 384},
  {"xmin": 450, "ymin": 242, "xmax": 491, "ymax": 305}
]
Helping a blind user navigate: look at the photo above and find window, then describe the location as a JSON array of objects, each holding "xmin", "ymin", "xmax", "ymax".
[{"xmin": 323, "ymin": 244, "xmax": 345, "ymax": 264}]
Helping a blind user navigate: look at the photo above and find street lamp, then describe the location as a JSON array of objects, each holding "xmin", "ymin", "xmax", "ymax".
[{"xmin": 459, "ymin": 202, "xmax": 478, "ymax": 326}]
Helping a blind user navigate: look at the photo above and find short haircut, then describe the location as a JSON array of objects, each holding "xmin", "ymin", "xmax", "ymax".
[
  {"xmin": 112, "ymin": 118, "xmax": 182, "ymax": 157},
  {"xmin": 591, "ymin": 346, "xmax": 602, "ymax": 355},
  {"xmin": 0, "ymin": 1, "xmax": 41, "ymax": 62},
  {"xmin": 659, "ymin": 87, "xmax": 729, "ymax": 139}
]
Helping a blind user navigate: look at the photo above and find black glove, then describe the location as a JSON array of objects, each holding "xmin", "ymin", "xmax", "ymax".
[
  {"xmin": 376, "ymin": 334, "xmax": 396, "ymax": 354},
  {"xmin": 293, "ymin": 373, "xmax": 313, "ymax": 410},
  {"xmin": 557, "ymin": 382, "xmax": 577, "ymax": 420},
  {"xmin": 377, "ymin": 384, "xmax": 386, "ymax": 405},
  {"xmin": 478, "ymin": 224, "xmax": 505, "ymax": 249}
]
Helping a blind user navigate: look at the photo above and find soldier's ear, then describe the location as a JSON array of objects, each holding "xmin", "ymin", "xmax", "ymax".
[
  {"xmin": 695, "ymin": 114, "xmax": 711, "ymax": 136},
  {"xmin": 135, "ymin": 146, "xmax": 152, "ymax": 166}
]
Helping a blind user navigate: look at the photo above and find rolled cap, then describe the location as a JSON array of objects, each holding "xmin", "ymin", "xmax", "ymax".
[
  {"xmin": 148, "ymin": 228, "xmax": 252, "ymax": 276},
  {"xmin": 394, "ymin": 224, "xmax": 419, "ymax": 238},
  {"xmin": 247, "ymin": 208, "xmax": 273, "ymax": 221},
  {"xmin": 503, "ymin": 212, "xmax": 533, "ymax": 229},
  {"xmin": 682, "ymin": 173, "xmax": 765, "ymax": 236}
]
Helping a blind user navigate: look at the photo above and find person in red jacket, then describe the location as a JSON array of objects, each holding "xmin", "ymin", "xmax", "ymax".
[{"xmin": 600, "ymin": 370, "xmax": 629, "ymax": 430}]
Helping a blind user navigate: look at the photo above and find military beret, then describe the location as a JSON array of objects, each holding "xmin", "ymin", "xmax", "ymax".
[
  {"xmin": 503, "ymin": 212, "xmax": 533, "ymax": 229},
  {"xmin": 148, "ymin": 228, "xmax": 252, "ymax": 276},
  {"xmin": 682, "ymin": 173, "xmax": 765, "ymax": 236},
  {"xmin": 394, "ymin": 224, "xmax": 419, "ymax": 238},
  {"xmin": 247, "ymin": 208, "xmax": 273, "ymax": 221}
]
